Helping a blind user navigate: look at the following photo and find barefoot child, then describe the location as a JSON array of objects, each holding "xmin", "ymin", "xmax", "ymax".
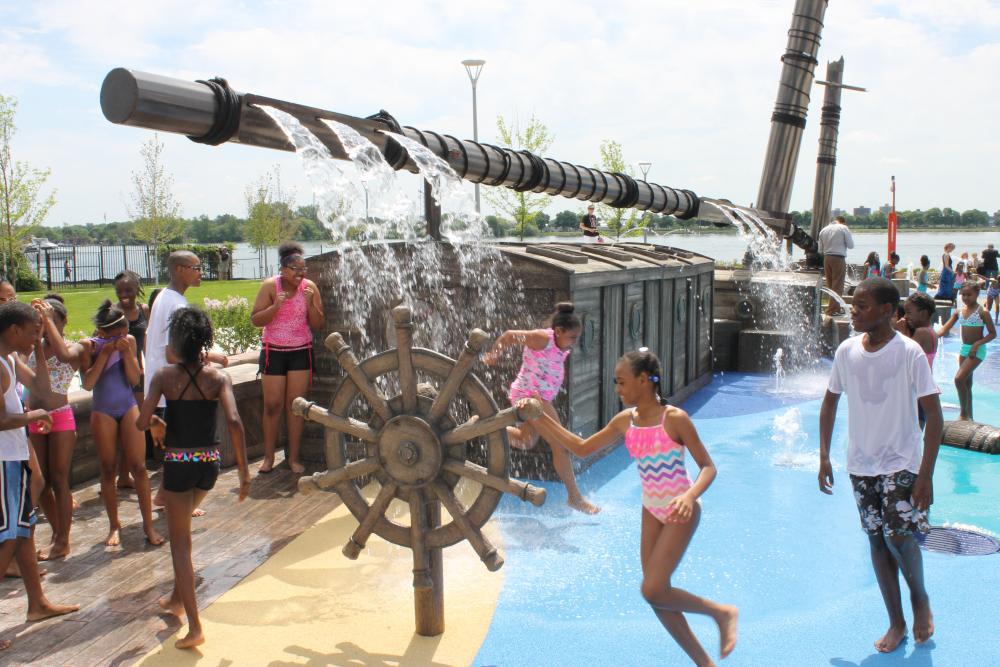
[
  {"xmin": 137, "ymin": 307, "xmax": 250, "ymax": 650},
  {"xmin": 483, "ymin": 302, "xmax": 599, "ymax": 514},
  {"xmin": 521, "ymin": 348, "xmax": 737, "ymax": 665},
  {"xmin": 936, "ymin": 282, "xmax": 996, "ymax": 421},
  {"xmin": 900, "ymin": 293, "xmax": 939, "ymax": 429},
  {"xmin": 27, "ymin": 296, "xmax": 83, "ymax": 560},
  {"xmin": 819, "ymin": 277, "xmax": 942, "ymax": 653},
  {"xmin": 0, "ymin": 302, "xmax": 79, "ymax": 650},
  {"xmin": 80, "ymin": 300, "xmax": 163, "ymax": 547}
]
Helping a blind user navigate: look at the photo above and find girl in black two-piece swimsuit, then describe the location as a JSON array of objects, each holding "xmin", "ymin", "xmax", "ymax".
[{"xmin": 136, "ymin": 307, "xmax": 250, "ymax": 650}]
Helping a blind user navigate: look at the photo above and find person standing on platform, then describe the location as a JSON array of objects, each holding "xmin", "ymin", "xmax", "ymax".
[
  {"xmin": 146, "ymin": 252, "xmax": 227, "ymax": 509},
  {"xmin": 579, "ymin": 204, "xmax": 603, "ymax": 243},
  {"xmin": 981, "ymin": 243, "xmax": 998, "ymax": 281},
  {"xmin": 251, "ymin": 242, "xmax": 324, "ymax": 475},
  {"xmin": 0, "ymin": 302, "xmax": 79, "ymax": 651},
  {"xmin": 818, "ymin": 215, "xmax": 854, "ymax": 315}
]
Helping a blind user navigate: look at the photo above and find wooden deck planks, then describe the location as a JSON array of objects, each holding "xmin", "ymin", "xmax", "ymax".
[{"xmin": 0, "ymin": 456, "xmax": 342, "ymax": 666}]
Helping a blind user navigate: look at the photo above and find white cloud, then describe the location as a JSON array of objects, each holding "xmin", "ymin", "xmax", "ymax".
[{"xmin": 2, "ymin": 0, "xmax": 996, "ymax": 226}]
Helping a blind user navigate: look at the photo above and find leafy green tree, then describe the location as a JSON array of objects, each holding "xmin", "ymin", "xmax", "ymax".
[
  {"xmin": 130, "ymin": 134, "xmax": 184, "ymax": 279},
  {"xmin": 961, "ymin": 209, "xmax": 989, "ymax": 227},
  {"xmin": 553, "ymin": 210, "xmax": 579, "ymax": 231},
  {"xmin": 245, "ymin": 166, "xmax": 298, "ymax": 274},
  {"xmin": 483, "ymin": 115, "xmax": 553, "ymax": 241},
  {"xmin": 596, "ymin": 140, "xmax": 643, "ymax": 240},
  {"xmin": 0, "ymin": 95, "xmax": 56, "ymax": 281}
]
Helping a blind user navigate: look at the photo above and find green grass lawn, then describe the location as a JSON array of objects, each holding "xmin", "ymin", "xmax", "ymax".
[{"xmin": 21, "ymin": 280, "xmax": 263, "ymax": 337}]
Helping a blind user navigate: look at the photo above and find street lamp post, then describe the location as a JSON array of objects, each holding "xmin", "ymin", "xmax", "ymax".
[
  {"xmin": 360, "ymin": 178, "xmax": 370, "ymax": 225},
  {"xmin": 638, "ymin": 162, "xmax": 652, "ymax": 242},
  {"xmin": 461, "ymin": 59, "xmax": 485, "ymax": 214}
]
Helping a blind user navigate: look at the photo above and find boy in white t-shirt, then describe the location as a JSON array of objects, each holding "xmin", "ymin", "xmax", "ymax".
[{"xmin": 819, "ymin": 277, "xmax": 943, "ymax": 654}]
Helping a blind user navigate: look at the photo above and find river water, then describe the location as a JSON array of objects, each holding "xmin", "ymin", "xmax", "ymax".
[{"xmin": 232, "ymin": 229, "xmax": 998, "ymax": 279}]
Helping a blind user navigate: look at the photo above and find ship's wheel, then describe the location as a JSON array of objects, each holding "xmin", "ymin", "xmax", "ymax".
[{"xmin": 293, "ymin": 306, "xmax": 545, "ymax": 592}]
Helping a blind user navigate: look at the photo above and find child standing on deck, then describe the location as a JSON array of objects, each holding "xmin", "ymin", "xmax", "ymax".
[
  {"xmin": 137, "ymin": 308, "xmax": 250, "ymax": 650},
  {"xmin": 27, "ymin": 295, "xmax": 83, "ymax": 560},
  {"xmin": 483, "ymin": 302, "xmax": 599, "ymax": 514},
  {"xmin": 80, "ymin": 300, "xmax": 163, "ymax": 547},
  {"xmin": 0, "ymin": 302, "xmax": 79, "ymax": 651},
  {"xmin": 520, "ymin": 348, "xmax": 737, "ymax": 666},
  {"xmin": 819, "ymin": 277, "xmax": 942, "ymax": 654},
  {"xmin": 936, "ymin": 282, "xmax": 996, "ymax": 421}
]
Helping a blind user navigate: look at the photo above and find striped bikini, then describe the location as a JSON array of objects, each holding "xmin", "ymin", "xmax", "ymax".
[{"xmin": 624, "ymin": 407, "xmax": 692, "ymax": 524}]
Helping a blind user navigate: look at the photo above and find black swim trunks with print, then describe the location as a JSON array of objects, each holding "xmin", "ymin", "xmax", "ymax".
[{"xmin": 850, "ymin": 470, "xmax": 930, "ymax": 537}]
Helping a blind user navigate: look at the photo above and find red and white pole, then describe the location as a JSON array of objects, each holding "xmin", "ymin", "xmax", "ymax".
[{"xmin": 887, "ymin": 175, "xmax": 897, "ymax": 258}]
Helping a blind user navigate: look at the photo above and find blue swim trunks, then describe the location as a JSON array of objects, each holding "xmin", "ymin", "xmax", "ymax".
[{"xmin": 0, "ymin": 460, "xmax": 36, "ymax": 543}]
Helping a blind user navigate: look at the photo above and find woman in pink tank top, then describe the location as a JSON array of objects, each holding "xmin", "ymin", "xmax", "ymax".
[
  {"xmin": 483, "ymin": 302, "xmax": 598, "ymax": 515},
  {"xmin": 522, "ymin": 348, "xmax": 738, "ymax": 665},
  {"xmin": 251, "ymin": 242, "xmax": 325, "ymax": 474}
]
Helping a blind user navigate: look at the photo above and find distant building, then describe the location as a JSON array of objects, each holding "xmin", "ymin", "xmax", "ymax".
[
  {"xmin": 853, "ymin": 206, "xmax": 871, "ymax": 218},
  {"xmin": 878, "ymin": 204, "xmax": 892, "ymax": 215},
  {"xmin": 832, "ymin": 208, "xmax": 844, "ymax": 218}
]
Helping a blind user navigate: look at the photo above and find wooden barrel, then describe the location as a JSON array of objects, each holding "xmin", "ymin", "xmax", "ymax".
[{"xmin": 941, "ymin": 420, "xmax": 1000, "ymax": 454}]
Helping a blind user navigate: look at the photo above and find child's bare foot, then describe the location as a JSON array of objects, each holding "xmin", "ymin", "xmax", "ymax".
[
  {"xmin": 0, "ymin": 638, "xmax": 10, "ymax": 650},
  {"xmin": 26, "ymin": 600, "xmax": 80, "ymax": 622},
  {"xmin": 145, "ymin": 528, "xmax": 165, "ymax": 546},
  {"xmin": 158, "ymin": 594, "xmax": 185, "ymax": 618},
  {"xmin": 875, "ymin": 623, "xmax": 907, "ymax": 653},
  {"xmin": 192, "ymin": 508, "xmax": 206, "ymax": 518},
  {"xmin": 175, "ymin": 629, "xmax": 205, "ymax": 649},
  {"xmin": 105, "ymin": 527, "xmax": 121, "ymax": 547},
  {"xmin": 568, "ymin": 496, "xmax": 601, "ymax": 515},
  {"xmin": 116, "ymin": 477, "xmax": 135, "ymax": 490},
  {"xmin": 258, "ymin": 456, "xmax": 275, "ymax": 474},
  {"xmin": 37, "ymin": 541, "xmax": 70, "ymax": 561},
  {"xmin": 914, "ymin": 602, "xmax": 934, "ymax": 644},
  {"xmin": 71, "ymin": 496, "xmax": 80, "ymax": 511},
  {"xmin": 716, "ymin": 604, "xmax": 738, "ymax": 658},
  {"xmin": 290, "ymin": 461, "xmax": 305, "ymax": 475}
]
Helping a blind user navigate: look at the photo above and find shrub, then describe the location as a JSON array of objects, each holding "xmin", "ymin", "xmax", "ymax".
[
  {"xmin": 14, "ymin": 265, "xmax": 42, "ymax": 291},
  {"xmin": 202, "ymin": 296, "xmax": 261, "ymax": 354}
]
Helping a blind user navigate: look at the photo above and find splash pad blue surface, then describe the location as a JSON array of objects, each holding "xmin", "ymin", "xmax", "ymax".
[{"xmin": 475, "ymin": 335, "xmax": 1000, "ymax": 666}]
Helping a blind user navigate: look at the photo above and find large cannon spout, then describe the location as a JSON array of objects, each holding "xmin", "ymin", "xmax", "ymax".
[{"xmin": 101, "ymin": 68, "xmax": 701, "ymax": 220}]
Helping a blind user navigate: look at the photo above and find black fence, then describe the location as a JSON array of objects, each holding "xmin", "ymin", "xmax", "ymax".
[
  {"xmin": 26, "ymin": 242, "xmax": 339, "ymax": 289},
  {"xmin": 27, "ymin": 244, "xmax": 235, "ymax": 289}
]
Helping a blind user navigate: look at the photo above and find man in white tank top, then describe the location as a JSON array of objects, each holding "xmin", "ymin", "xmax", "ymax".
[{"xmin": 0, "ymin": 302, "xmax": 78, "ymax": 649}]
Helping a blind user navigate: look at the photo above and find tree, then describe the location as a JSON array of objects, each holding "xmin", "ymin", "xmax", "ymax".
[
  {"xmin": 553, "ymin": 210, "xmax": 579, "ymax": 231},
  {"xmin": 483, "ymin": 115, "xmax": 553, "ymax": 241},
  {"xmin": 596, "ymin": 140, "xmax": 642, "ymax": 240},
  {"xmin": 245, "ymin": 165, "xmax": 298, "ymax": 274},
  {"xmin": 129, "ymin": 134, "xmax": 184, "ymax": 278},
  {"xmin": 0, "ymin": 95, "xmax": 56, "ymax": 281}
]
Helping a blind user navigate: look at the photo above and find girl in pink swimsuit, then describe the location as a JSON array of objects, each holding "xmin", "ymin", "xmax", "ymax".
[
  {"xmin": 522, "ymin": 348, "xmax": 737, "ymax": 665},
  {"xmin": 483, "ymin": 302, "xmax": 598, "ymax": 514},
  {"xmin": 250, "ymin": 242, "xmax": 325, "ymax": 474}
]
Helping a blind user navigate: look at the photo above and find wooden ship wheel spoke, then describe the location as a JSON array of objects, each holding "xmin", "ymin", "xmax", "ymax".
[{"xmin": 291, "ymin": 305, "xmax": 545, "ymax": 635}]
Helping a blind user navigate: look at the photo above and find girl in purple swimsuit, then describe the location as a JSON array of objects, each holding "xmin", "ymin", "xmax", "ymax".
[
  {"xmin": 521, "ymin": 348, "xmax": 737, "ymax": 665},
  {"xmin": 80, "ymin": 300, "xmax": 163, "ymax": 547},
  {"xmin": 483, "ymin": 302, "xmax": 598, "ymax": 514}
]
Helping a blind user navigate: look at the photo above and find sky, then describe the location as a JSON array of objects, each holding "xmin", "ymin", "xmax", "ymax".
[{"xmin": 1, "ymin": 0, "xmax": 998, "ymax": 228}]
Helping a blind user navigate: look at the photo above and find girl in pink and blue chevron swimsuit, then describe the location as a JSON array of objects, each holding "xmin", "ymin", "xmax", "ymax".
[
  {"xmin": 483, "ymin": 302, "xmax": 598, "ymax": 515},
  {"xmin": 521, "ymin": 348, "xmax": 738, "ymax": 666}
]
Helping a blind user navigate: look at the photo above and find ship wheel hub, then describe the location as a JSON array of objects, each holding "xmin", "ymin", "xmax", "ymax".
[{"xmin": 378, "ymin": 415, "xmax": 441, "ymax": 486}]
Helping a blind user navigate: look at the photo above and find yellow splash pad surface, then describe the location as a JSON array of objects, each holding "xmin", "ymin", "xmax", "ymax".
[{"xmin": 140, "ymin": 483, "xmax": 503, "ymax": 667}]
